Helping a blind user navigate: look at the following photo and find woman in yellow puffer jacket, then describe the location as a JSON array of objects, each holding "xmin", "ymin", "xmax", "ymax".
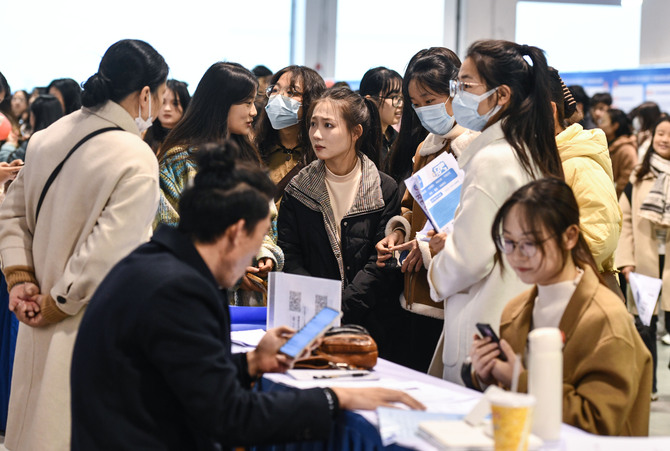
[{"xmin": 549, "ymin": 68, "xmax": 622, "ymax": 280}]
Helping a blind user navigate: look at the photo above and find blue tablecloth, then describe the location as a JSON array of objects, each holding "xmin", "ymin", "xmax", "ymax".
[
  {"xmin": 252, "ymin": 376, "xmax": 409, "ymax": 451},
  {"xmin": 0, "ymin": 274, "xmax": 18, "ymax": 431},
  {"xmin": 230, "ymin": 306, "xmax": 267, "ymax": 331}
]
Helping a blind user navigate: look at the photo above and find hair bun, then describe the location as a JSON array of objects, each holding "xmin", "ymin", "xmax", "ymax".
[
  {"xmin": 81, "ymin": 72, "xmax": 112, "ymax": 107},
  {"xmin": 193, "ymin": 142, "xmax": 238, "ymax": 189}
]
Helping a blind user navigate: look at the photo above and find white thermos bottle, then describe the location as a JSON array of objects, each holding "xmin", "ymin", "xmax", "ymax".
[{"xmin": 528, "ymin": 327, "xmax": 563, "ymax": 441}]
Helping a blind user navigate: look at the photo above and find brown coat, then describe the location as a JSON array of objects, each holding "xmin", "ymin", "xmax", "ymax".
[
  {"xmin": 500, "ymin": 265, "xmax": 652, "ymax": 436},
  {"xmin": 384, "ymin": 127, "xmax": 478, "ymax": 318},
  {"xmin": 616, "ymin": 171, "xmax": 670, "ymax": 311},
  {"xmin": 609, "ymin": 134, "xmax": 638, "ymax": 198}
]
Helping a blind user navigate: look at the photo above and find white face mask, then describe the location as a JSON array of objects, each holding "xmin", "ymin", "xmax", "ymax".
[
  {"xmin": 412, "ymin": 101, "xmax": 455, "ymax": 136},
  {"xmin": 451, "ymin": 87, "xmax": 501, "ymax": 132},
  {"xmin": 632, "ymin": 116, "xmax": 642, "ymax": 134},
  {"xmin": 265, "ymin": 94, "xmax": 301, "ymax": 130},
  {"xmin": 135, "ymin": 94, "xmax": 153, "ymax": 134}
]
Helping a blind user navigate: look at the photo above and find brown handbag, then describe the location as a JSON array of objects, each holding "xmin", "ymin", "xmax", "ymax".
[{"xmin": 294, "ymin": 325, "xmax": 378, "ymax": 370}]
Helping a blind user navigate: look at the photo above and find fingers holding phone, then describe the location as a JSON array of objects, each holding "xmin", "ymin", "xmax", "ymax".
[{"xmin": 248, "ymin": 326, "xmax": 297, "ymax": 377}]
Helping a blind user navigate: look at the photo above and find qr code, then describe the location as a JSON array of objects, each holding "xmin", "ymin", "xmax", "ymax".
[
  {"xmin": 289, "ymin": 291, "xmax": 302, "ymax": 312},
  {"xmin": 315, "ymin": 295, "xmax": 328, "ymax": 312}
]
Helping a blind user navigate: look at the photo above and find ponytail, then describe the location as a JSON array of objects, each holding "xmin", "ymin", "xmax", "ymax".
[
  {"xmin": 467, "ymin": 40, "xmax": 563, "ymax": 180},
  {"xmin": 360, "ymin": 96, "xmax": 382, "ymax": 168}
]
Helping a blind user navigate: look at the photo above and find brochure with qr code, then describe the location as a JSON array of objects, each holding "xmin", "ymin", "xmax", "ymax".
[
  {"xmin": 267, "ymin": 273, "xmax": 342, "ymax": 330},
  {"xmin": 404, "ymin": 152, "xmax": 463, "ymax": 240}
]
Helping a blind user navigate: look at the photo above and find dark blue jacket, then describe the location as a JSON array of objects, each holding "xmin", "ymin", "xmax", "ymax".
[{"xmin": 71, "ymin": 226, "xmax": 331, "ymax": 450}]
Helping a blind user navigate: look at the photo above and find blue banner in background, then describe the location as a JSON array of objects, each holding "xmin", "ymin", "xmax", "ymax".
[{"xmin": 561, "ymin": 67, "xmax": 670, "ymax": 114}]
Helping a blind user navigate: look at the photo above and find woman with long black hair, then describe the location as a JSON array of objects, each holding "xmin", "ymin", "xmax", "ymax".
[
  {"xmin": 427, "ymin": 40, "xmax": 563, "ymax": 384},
  {"xmin": 156, "ymin": 62, "xmax": 283, "ymax": 306}
]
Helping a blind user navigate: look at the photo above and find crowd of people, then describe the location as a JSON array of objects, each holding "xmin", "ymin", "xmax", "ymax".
[{"xmin": 0, "ymin": 35, "xmax": 666, "ymax": 448}]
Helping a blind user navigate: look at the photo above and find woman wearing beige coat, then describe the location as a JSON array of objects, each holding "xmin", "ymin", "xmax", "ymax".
[
  {"xmin": 0, "ymin": 40, "xmax": 167, "ymax": 450},
  {"xmin": 616, "ymin": 116, "xmax": 670, "ymax": 400}
]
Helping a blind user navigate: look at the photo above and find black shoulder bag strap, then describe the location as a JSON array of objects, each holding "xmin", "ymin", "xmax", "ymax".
[
  {"xmin": 35, "ymin": 126, "xmax": 122, "ymax": 223},
  {"xmin": 274, "ymin": 161, "xmax": 304, "ymax": 202}
]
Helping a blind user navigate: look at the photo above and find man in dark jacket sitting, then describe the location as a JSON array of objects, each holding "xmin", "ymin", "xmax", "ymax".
[{"xmin": 70, "ymin": 143, "xmax": 422, "ymax": 450}]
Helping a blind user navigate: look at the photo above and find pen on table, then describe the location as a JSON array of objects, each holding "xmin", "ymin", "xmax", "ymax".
[{"xmin": 313, "ymin": 372, "xmax": 369, "ymax": 379}]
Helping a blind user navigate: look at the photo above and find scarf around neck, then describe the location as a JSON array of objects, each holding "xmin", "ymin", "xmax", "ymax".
[{"xmin": 640, "ymin": 153, "xmax": 670, "ymax": 226}]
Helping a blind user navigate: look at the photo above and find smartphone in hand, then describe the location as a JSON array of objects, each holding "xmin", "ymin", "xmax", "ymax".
[
  {"xmin": 475, "ymin": 323, "xmax": 507, "ymax": 361},
  {"xmin": 279, "ymin": 307, "xmax": 341, "ymax": 359}
]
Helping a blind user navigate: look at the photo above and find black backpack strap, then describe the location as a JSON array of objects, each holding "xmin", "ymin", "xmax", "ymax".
[
  {"xmin": 35, "ymin": 126, "xmax": 122, "ymax": 223},
  {"xmin": 623, "ymin": 181, "xmax": 633, "ymax": 205}
]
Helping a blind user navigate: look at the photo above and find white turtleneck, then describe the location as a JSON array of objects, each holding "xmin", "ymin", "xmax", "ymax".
[
  {"xmin": 532, "ymin": 268, "xmax": 583, "ymax": 329},
  {"xmin": 325, "ymin": 158, "xmax": 362, "ymax": 241}
]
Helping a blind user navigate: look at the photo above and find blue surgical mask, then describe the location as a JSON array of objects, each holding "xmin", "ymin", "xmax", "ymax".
[
  {"xmin": 135, "ymin": 94, "xmax": 153, "ymax": 134},
  {"xmin": 412, "ymin": 102, "xmax": 455, "ymax": 136},
  {"xmin": 451, "ymin": 88, "xmax": 501, "ymax": 132},
  {"xmin": 265, "ymin": 94, "xmax": 301, "ymax": 130}
]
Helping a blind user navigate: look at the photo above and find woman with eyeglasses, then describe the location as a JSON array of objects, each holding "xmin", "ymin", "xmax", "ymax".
[
  {"xmin": 156, "ymin": 62, "xmax": 283, "ymax": 306},
  {"xmin": 468, "ymin": 178, "xmax": 651, "ymax": 436},
  {"xmin": 254, "ymin": 66, "xmax": 326, "ymax": 204},
  {"xmin": 425, "ymin": 40, "xmax": 563, "ymax": 384},
  {"xmin": 373, "ymin": 50, "xmax": 478, "ymax": 372},
  {"xmin": 359, "ymin": 67, "xmax": 403, "ymax": 170}
]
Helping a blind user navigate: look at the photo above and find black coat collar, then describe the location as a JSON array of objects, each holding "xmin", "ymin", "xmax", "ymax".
[{"xmin": 151, "ymin": 225, "xmax": 220, "ymax": 289}]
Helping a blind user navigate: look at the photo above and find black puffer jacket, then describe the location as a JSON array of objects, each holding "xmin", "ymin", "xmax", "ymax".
[{"xmin": 277, "ymin": 155, "xmax": 405, "ymax": 357}]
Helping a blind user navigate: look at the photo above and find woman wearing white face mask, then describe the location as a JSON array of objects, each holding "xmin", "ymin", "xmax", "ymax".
[
  {"xmin": 374, "ymin": 49, "xmax": 478, "ymax": 372},
  {"xmin": 254, "ymin": 66, "xmax": 326, "ymax": 204},
  {"xmin": 0, "ymin": 39, "xmax": 167, "ymax": 450},
  {"xmin": 424, "ymin": 40, "xmax": 564, "ymax": 385}
]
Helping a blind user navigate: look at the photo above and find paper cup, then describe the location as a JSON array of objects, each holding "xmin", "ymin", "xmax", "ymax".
[{"xmin": 486, "ymin": 390, "xmax": 536, "ymax": 451}]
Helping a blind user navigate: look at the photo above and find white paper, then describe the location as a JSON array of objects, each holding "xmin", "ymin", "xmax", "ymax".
[
  {"xmin": 628, "ymin": 272, "xmax": 662, "ymax": 326},
  {"xmin": 377, "ymin": 408, "xmax": 462, "ymax": 447},
  {"xmin": 417, "ymin": 420, "xmax": 543, "ymax": 450},
  {"xmin": 267, "ymin": 273, "xmax": 342, "ymax": 330},
  {"xmin": 404, "ymin": 152, "xmax": 463, "ymax": 235},
  {"xmin": 230, "ymin": 329, "xmax": 266, "ymax": 348}
]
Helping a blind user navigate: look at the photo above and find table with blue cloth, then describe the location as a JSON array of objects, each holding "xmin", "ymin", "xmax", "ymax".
[
  {"xmin": 251, "ymin": 358, "xmax": 482, "ymax": 451},
  {"xmin": 247, "ymin": 354, "xmax": 670, "ymax": 450}
]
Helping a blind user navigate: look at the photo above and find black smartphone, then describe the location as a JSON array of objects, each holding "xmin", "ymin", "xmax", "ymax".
[
  {"xmin": 279, "ymin": 307, "xmax": 341, "ymax": 359},
  {"xmin": 475, "ymin": 323, "xmax": 507, "ymax": 361},
  {"xmin": 385, "ymin": 250, "xmax": 410, "ymax": 269}
]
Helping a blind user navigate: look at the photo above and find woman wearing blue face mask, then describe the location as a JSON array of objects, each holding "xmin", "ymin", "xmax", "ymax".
[
  {"xmin": 254, "ymin": 66, "xmax": 326, "ymax": 204},
  {"xmin": 424, "ymin": 40, "xmax": 564, "ymax": 385},
  {"xmin": 374, "ymin": 49, "xmax": 478, "ymax": 372}
]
